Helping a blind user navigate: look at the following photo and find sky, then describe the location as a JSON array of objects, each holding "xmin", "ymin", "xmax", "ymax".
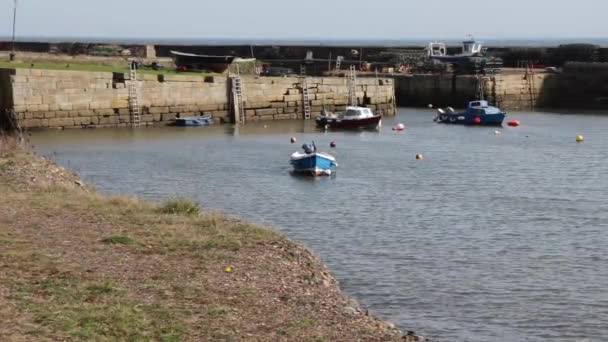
[{"xmin": 0, "ymin": 0, "xmax": 606, "ymax": 42}]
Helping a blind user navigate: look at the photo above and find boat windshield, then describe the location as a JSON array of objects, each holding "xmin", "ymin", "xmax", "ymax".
[{"xmin": 345, "ymin": 109, "xmax": 361, "ymax": 117}]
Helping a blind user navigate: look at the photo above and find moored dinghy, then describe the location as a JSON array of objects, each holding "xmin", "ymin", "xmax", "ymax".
[
  {"xmin": 174, "ymin": 114, "xmax": 214, "ymax": 127},
  {"xmin": 434, "ymin": 100, "xmax": 506, "ymax": 126},
  {"xmin": 290, "ymin": 142, "xmax": 338, "ymax": 176},
  {"xmin": 316, "ymin": 106, "xmax": 382, "ymax": 130}
]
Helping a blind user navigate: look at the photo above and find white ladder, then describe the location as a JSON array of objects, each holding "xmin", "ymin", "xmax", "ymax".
[
  {"xmin": 348, "ymin": 65, "xmax": 357, "ymax": 106},
  {"xmin": 335, "ymin": 56, "xmax": 343, "ymax": 74},
  {"xmin": 231, "ymin": 75, "xmax": 245, "ymax": 124},
  {"xmin": 129, "ymin": 62, "xmax": 140, "ymax": 127},
  {"xmin": 301, "ymin": 77, "xmax": 311, "ymax": 120}
]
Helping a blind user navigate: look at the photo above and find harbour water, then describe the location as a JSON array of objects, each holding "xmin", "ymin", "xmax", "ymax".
[{"xmin": 31, "ymin": 108, "xmax": 608, "ymax": 342}]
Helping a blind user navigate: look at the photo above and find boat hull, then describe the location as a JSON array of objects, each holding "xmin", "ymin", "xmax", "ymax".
[
  {"xmin": 290, "ymin": 152, "xmax": 337, "ymax": 176},
  {"xmin": 174, "ymin": 116, "xmax": 214, "ymax": 127},
  {"xmin": 436, "ymin": 112, "xmax": 505, "ymax": 126},
  {"xmin": 316, "ymin": 115, "xmax": 382, "ymax": 130}
]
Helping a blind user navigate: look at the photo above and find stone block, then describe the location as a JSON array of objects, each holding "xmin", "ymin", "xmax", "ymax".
[
  {"xmin": 44, "ymin": 112, "xmax": 56, "ymax": 119},
  {"xmin": 161, "ymin": 113, "xmax": 177, "ymax": 121},
  {"xmin": 149, "ymin": 106, "xmax": 169, "ymax": 114},
  {"xmin": 73, "ymin": 103, "xmax": 90, "ymax": 111},
  {"xmin": 259, "ymin": 115, "xmax": 275, "ymax": 121},
  {"xmin": 49, "ymin": 118, "xmax": 74, "ymax": 127},
  {"xmin": 111, "ymin": 100, "xmax": 129, "ymax": 109},
  {"xmin": 256, "ymin": 108, "xmax": 278, "ymax": 116},
  {"xmin": 94, "ymin": 109, "xmax": 115, "ymax": 116},
  {"xmin": 140, "ymin": 114, "xmax": 154, "ymax": 122},
  {"xmin": 270, "ymin": 102, "xmax": 287, "ymax": 108},
  {"xmin": 274, "ymin": 114, "xmax": 293, "ymax": 120},
  {"xmin": 59, "ymin": 103, "xmax": 73, "ymax": 111},
  {"xmin": 21, "ymin": 119, "xmax": 42, "ymax": 128},
  {"xmin": 284, "ymin": 94, "xmax": 301, "ymax": 102},
  {"xmin": 79, "ymin": 110, "xmax": 95, "ymax": 117}
]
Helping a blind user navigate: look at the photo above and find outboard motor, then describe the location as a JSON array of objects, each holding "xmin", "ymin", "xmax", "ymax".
[{"xmin": 302, "ymin": 143, "xmax": 316, "ymax": 154}]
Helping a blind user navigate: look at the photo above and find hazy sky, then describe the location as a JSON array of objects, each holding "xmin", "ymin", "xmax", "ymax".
[{"xmin": 0, "ymin": 0, "xmax": 606, "ymax": 40}]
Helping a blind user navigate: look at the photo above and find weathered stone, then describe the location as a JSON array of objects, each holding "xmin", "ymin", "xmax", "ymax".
[
  {"xmin": 256, "ymin": 108, "xmax": 278, "ymax": 116},
  {"xmin": 49, "ymin": 118, "xmax": 74, "ymax": 127},
  {"xmin": 149, "ymin": 106, "xmax": 169, "ymax": 114},
  {"xmin": 111, "ymin": 100, "xmax": 129, "ymax": 109}
]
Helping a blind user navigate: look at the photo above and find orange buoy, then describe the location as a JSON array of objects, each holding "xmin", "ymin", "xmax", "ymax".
[
  {"xmin": 507, "ymin": 120, "xmax": 520, "ymax": 127},
  {"xmin": 290, "ymin": 137, "xmax": 297, "ymax": 143},
  {"xmin": 474, "ymin": 117, "xmax": 482, "ymax": 124}
]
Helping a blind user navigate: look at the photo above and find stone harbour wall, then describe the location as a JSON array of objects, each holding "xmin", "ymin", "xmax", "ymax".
[
  {"xmin": 394, "ymin": 73, "xmax": 551, "ymax": 110},
  {"xmin": 0, "ymin": 68, "xmax": 396, "ymax": 129},
  {"xmin": 394, "ymin": 71, "xmax": 608, "ymax": 111}
]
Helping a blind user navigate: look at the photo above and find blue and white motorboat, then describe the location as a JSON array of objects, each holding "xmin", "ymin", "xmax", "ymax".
[
  {"xmin": 174, "ymin": 114, "xmax": 214, "ymax": 126},
  {"xmin": 435, "ymin": 100, "xmax": 506, "ymax": 126},
  {"xmin": 290, "ymin": 142, "xmax": 338, "ymax": 176}
]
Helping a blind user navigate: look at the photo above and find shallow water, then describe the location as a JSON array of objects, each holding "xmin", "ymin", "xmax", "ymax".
[{"xmin": 31, "ymin": 108, "xmax": 608, "ymax": 342}]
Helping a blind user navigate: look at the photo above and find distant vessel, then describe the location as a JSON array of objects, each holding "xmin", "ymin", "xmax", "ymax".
[
  {"xmin": 290, "ymin": 142, "xmax": 337, "ymax": 176},
  {"xmin": 435, "ymin": 100, "xmax": 506, "ymax": 126},
  {"xmin": 316, "ymin": 106, "xmax": 382, "ymax": 130},
  {"xmin": 170, "ymin": 50, "xmax": 235, "ymax": 73},
  {"xmin": 427, "ymin": 38, "xmax": 485, "ymax": 63}
]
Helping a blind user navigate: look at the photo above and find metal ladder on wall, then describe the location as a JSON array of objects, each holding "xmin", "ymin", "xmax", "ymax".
[
  {"xmin": 129, "ymin": 61, "xmax": 141, "ymax": 127},
  {"xmin": 348, "ymin": 65, "xmax": 357, "ymax": 106},
  {"xmin": 335, "ymin": 56, "xmax": 343, "ymax": 74},
  {"xmin": 301, "ymin": 77, "xmax": 311, "ymax": 120},
  {"xmin": 230, "ymin": 69, "xmax": 245, "ymax": 124},
  {"xmin": 522, "ymin": 61, "xmax": 536, "ymax": 110},
  {"xmin": 300, "ymin": 64, "xmax": 306, "ymax": 76}
]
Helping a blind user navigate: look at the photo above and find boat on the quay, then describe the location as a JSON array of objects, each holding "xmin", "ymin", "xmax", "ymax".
[
  {"xmin": 174, "ymin": 114, "xmax": 214, "ymax": 127},
  {"xmin": 434, "ymin": 100, "xmax": 506, "ymax": 126},
  {"xmin": 315, "ymin": 106, "xmax": 382, "ymax": 130},
  {"xmin": 290, "ymin": 142, "xmax": 338, "ymax": 176}
]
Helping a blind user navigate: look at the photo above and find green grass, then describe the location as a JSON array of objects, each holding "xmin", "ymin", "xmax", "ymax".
[
  {"xmin": 157, "ymin": 198, "xmax": 201, "ymax": 217},
  {"xmin": 101, "ymin": 236, "xmax": 136, "ymax": 245},
  {"xmin": 0, "ymin": 61, "xmax": 213, "ymax": 76},
  {"xmin": 4, "ymin": 254, "xmax": 184, "ymax": 341}
]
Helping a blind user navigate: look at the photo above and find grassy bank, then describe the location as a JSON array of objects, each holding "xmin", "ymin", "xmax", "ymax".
[
  {"xmin": 0, "ymin": 137, "xmax": 417, "ymax": 341},
  {"xmin": 0, "ymin": 61, "xmax": 210, "ymax": 76}
]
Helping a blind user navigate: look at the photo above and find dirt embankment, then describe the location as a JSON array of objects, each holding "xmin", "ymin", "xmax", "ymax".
[{"xmin": 0, "ymin": 137, "xmax": 426, "ymax": 341}]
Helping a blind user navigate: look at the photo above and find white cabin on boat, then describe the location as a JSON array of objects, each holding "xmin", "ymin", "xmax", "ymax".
[{"xmin": 343, "ymin": 106, "xmax": 375, "ymax": 119}]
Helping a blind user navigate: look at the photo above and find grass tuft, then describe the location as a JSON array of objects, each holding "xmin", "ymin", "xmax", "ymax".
[
  {"xmin": 101, "ymin": 236, "xmax": 136, "ymax": 245},
  {"xmin": 157, "ymin": 198, "xmax": 201, "ymax": 217}
]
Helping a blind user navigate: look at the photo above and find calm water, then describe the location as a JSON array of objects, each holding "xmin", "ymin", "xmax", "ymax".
[{"xmin": 31, "ymin": 108, "xmax": 608, "ymax": 342}]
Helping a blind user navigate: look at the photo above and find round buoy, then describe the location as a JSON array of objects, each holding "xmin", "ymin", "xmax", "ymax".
[
  {"xmin": 324, "ymin": 124, "xmax": 329, "ymax": 131},
  {"xmin": 225, "ymin": 266, "xmax": 233, "ymax": 273},
  {"xmin": 290, "ymin": 137, "xmax": 297, "ymax": 144},
  {"xmin": 416, "ymin": 153, "xmax": 424, "ymax": 160},
  {"xmin": 330, "ymin": 141, "xmax": 336, "ymax": 148},
  {"xmin": 428, "ymin": 104, "xmax": 433, "ymax": 109},
  {"xmin": 494, "ymin": 130, "xmax": 502, "ymax": 135},
  {"xmin": 576, "ymin": 135, "xmax": 584, "ymax": 143},
  {"xmin": 392, "ymin": 123, "xmax": 405, "ymax": 131},
  {"xmin": 507, "ymin": 120, "xmax": 520, "ymax": 127},
  {"xmin": 474, "ymin": 117, "xmax": 482, "ymax": 124}
]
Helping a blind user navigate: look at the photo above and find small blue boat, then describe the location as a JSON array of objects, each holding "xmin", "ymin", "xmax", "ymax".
[
  {"xmin": 290, "ymin": 142, "xmax": 338, "ymax": 176},
  {"xmin": 174, "ymin": 114, "xmax": 214, "ymax": 126},
  {"xmin": 435, "ymin": 100, "xmax": 506, "ymax": 126}
]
